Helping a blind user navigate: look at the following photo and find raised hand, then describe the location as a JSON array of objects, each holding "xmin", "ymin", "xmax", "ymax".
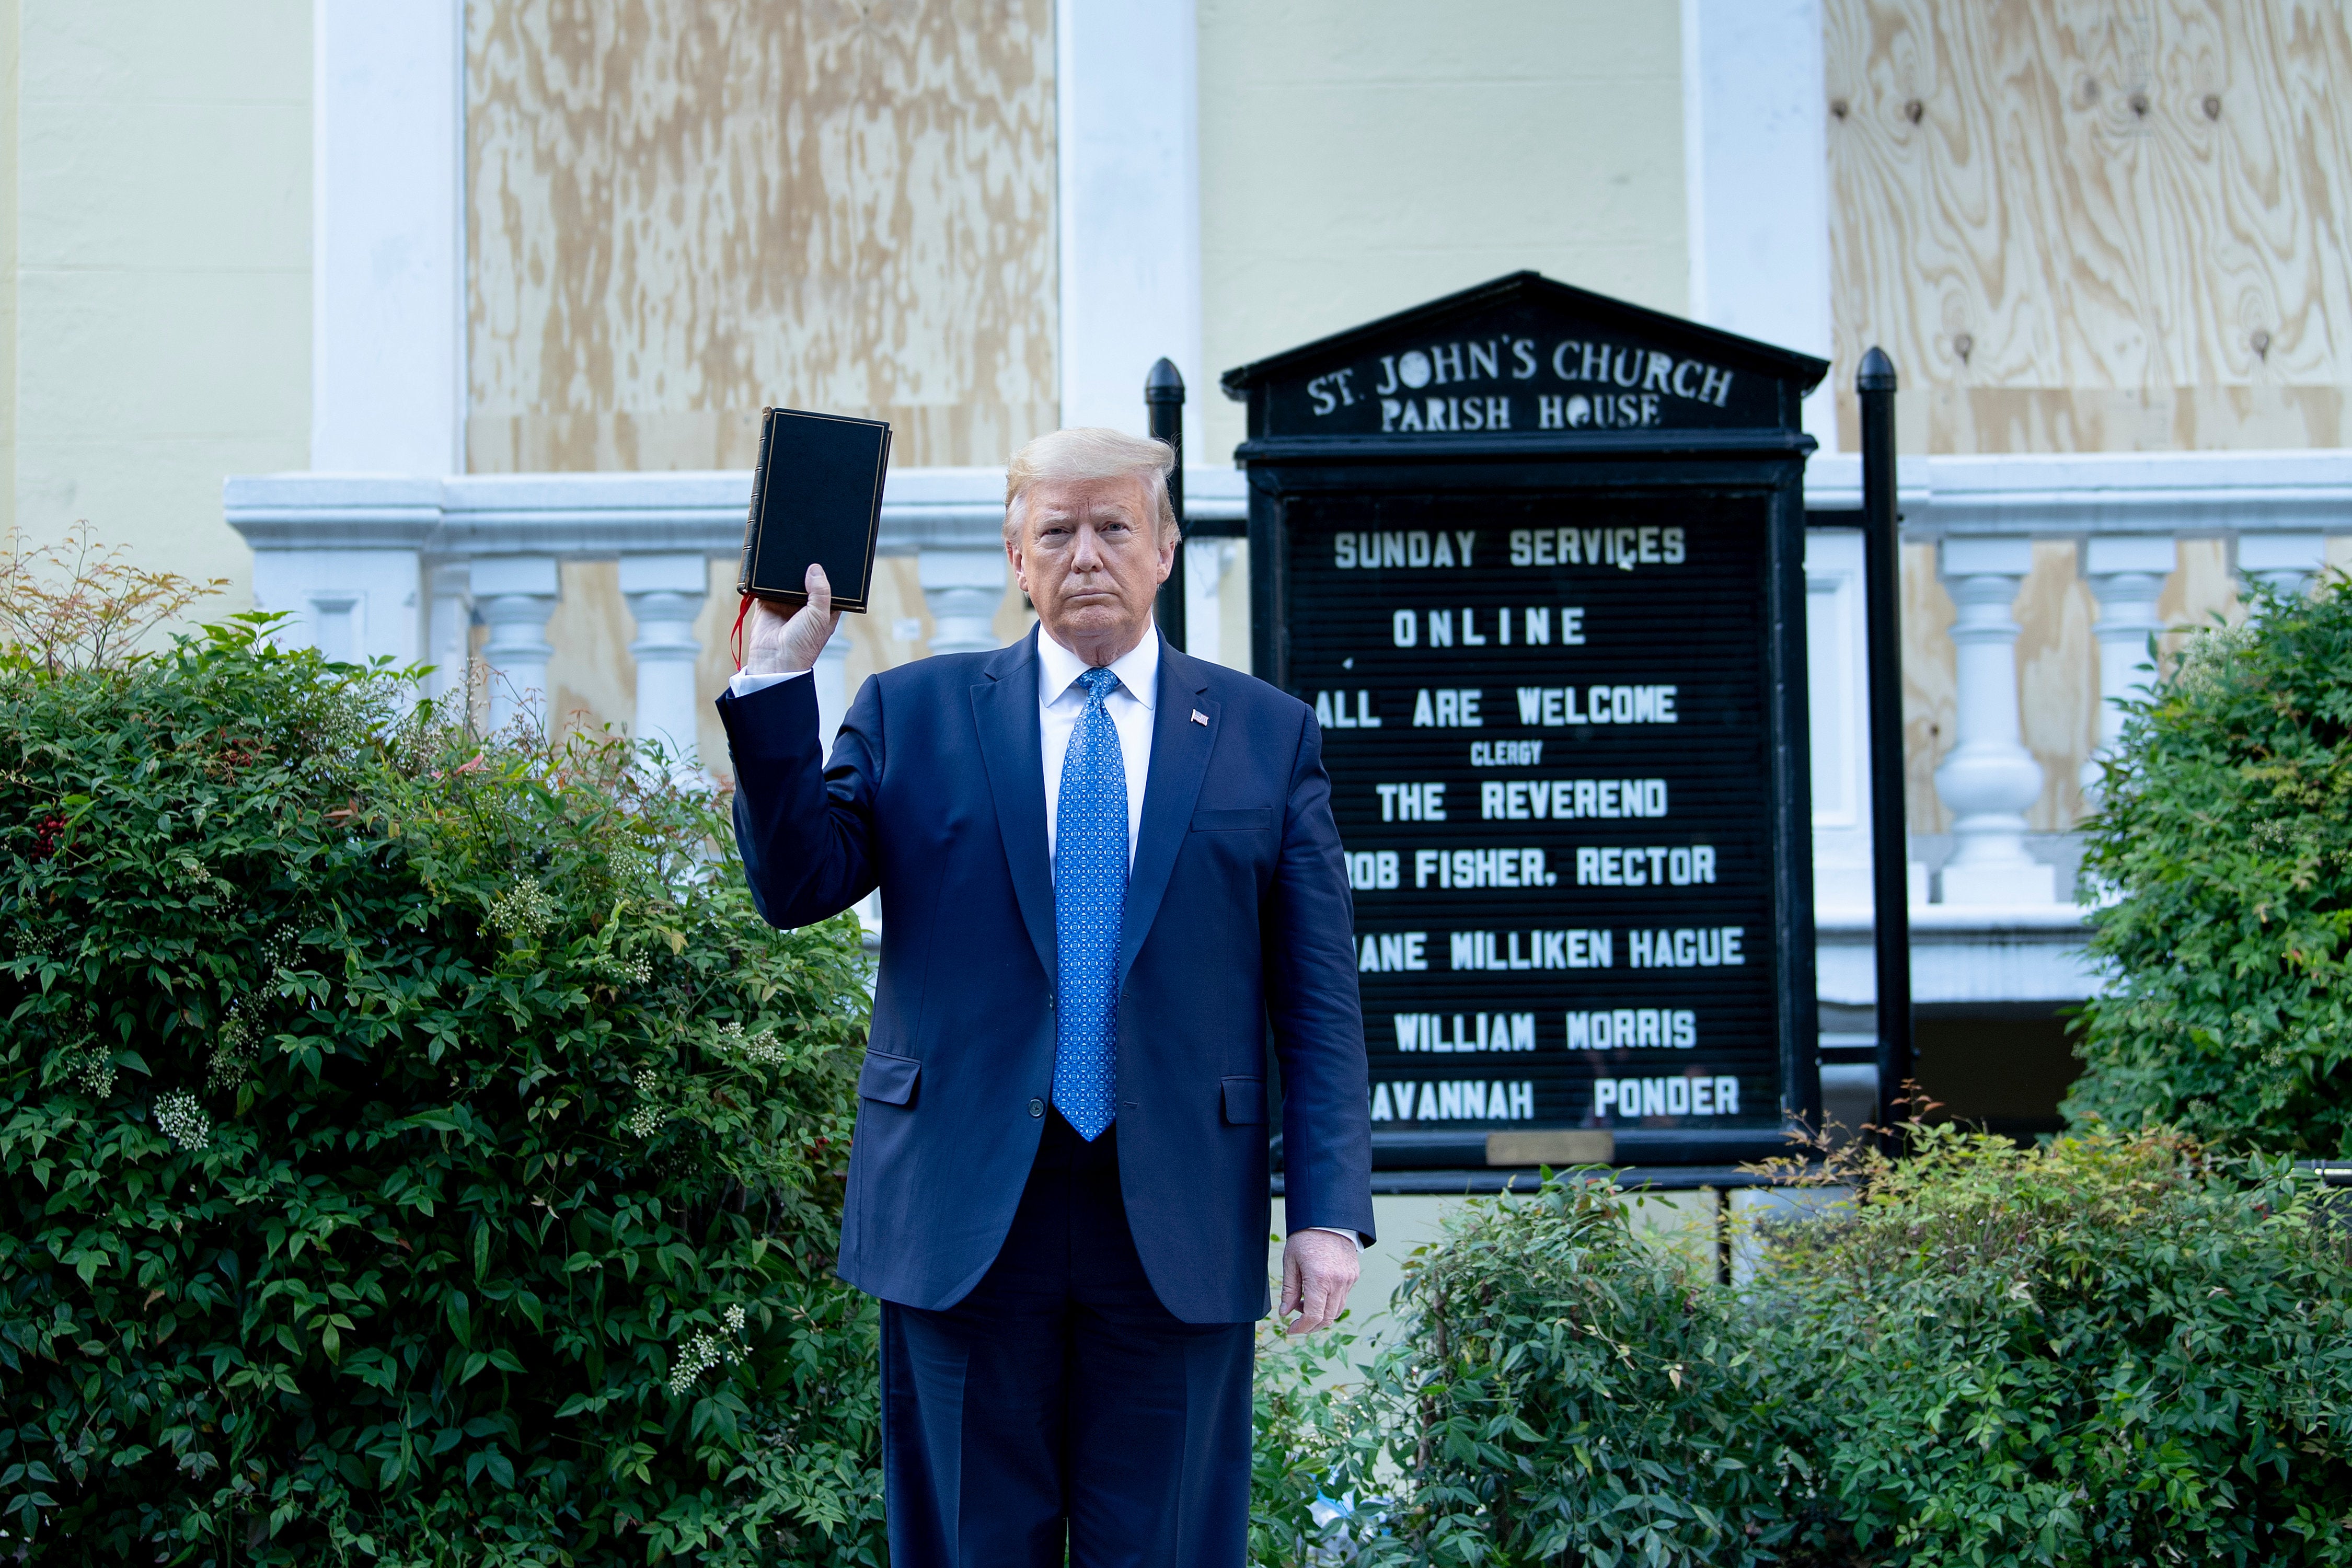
[{"xmin": 745, "ymin": 563, "xmax": 841, "ymax": 675}]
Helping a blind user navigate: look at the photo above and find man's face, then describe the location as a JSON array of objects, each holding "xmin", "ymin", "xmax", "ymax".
[{"xmin": 1007, "ymin": 476, "xmax": 1173, "ymax": 660}]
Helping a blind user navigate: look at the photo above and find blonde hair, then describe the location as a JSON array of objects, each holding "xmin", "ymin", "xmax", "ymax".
[{"xmin": 1003, "ymin": 428, "xmax": 1179, "ymax": 546}]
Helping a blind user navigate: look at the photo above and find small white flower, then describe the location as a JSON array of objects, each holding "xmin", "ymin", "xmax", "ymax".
[
  {"xmin": 625, "ymin": 1105, "xmax": 663, "ymax": 1139},
  {"xmin": 155, "ymin": 1091, "xmax": 212, "ymax": 1152},
  {"xmin": 723, "ymin": 1304, "xmax": 747, "ymax": 1334}
]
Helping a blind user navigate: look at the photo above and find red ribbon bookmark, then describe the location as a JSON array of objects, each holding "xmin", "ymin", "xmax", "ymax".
[{"xmin": 730, "ymin": 592, "xmax": 755, "ymax": 672}]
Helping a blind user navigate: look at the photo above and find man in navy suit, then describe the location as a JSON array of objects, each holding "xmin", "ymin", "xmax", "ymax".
[{"xmin": 717, "ymin": 427, "xmax": 1374, "ymax": 1567}]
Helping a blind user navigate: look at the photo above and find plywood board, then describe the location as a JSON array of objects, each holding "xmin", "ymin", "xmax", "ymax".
[
  {"xmin": 467, "ymin": 0, "xmax": 1058, "ymax": 472},
  {"xmin": 1828, "ymin": 0, "xmax": 2352, "ymax": 452}
]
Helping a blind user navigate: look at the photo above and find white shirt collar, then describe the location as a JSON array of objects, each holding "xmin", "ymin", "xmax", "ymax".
[{"xmin": 1037, "ymin": 620, "xmax": 1159, "ymax": 710}]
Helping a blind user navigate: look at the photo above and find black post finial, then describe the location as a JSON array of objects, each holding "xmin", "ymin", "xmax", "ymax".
[{"xmin": 1857, "ymin": 345, "xmax": 1898, "ymax": 392}]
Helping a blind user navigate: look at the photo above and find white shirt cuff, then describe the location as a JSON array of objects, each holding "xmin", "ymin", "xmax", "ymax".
[
  {"xmin": 1301, "ymin": 1225, "xmax": 1365, "ymax": 1251},
  {"xmin": 729, "ymin": 667, "xmax": 806, "ymax": 698}
]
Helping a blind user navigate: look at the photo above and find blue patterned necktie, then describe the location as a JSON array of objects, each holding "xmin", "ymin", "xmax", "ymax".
[{"xmin": 1052, "ymin": 666, "xmax": 1127, "ymax": 1140}]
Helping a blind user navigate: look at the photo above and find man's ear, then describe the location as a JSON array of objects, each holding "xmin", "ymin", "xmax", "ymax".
[{"xmin": 1005, "ymin": 534, "xmax": 1028, "ymax": 596}]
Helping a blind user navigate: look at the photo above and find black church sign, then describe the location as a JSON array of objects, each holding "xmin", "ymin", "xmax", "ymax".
[{"xmin": 1222, "ymin": 272, "xmax": 1828, "ymax": 1169}]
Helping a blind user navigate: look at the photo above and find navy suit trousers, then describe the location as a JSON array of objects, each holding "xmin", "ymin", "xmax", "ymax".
[{"xmin": 881, "ymin": 1111, "xmax": 1254, "ymax": 1568}]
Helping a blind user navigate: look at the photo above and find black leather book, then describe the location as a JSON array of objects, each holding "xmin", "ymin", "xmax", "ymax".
[{"xmin": 737, "ymin": 407, "xmax": 892, "ymax": 613}]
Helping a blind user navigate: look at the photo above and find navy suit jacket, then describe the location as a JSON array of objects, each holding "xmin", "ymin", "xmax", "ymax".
[{"xmin": 716, "ymin": 627, "xmax": 1375, "ymax": 1323}]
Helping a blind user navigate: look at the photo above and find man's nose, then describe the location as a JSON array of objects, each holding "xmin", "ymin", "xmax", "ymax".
[{"xmin": 1069, "ymin": 522, "xmax": 1103, "ymax": 571}]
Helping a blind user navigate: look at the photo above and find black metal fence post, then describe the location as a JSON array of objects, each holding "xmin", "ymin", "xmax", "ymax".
[
  {"xmin": 1858, "ymin": 347, "xmax": 1913, "ymax": 1151},
  {"xmin": 1146, "ymin": 358, "xmax": 1187, "ymax": 650}
]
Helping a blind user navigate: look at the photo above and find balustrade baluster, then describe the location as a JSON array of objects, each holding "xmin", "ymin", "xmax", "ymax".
[
  {"xmin": 1934, "ymin": 537, "xmax": 2055, "ymax": 905},
  {"xmin": 473, "ymin": 555, "xmax": 559, "ymax": 735}
]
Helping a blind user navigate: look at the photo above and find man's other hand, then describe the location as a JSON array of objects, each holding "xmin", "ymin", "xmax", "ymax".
[
  {"xmin": 1278, "ymin": 1229, "xmax": 1361, "ymax": 1335},
  {"xmin": 744, "ymin": 564, "xmax": 841, "ymax": 675}
]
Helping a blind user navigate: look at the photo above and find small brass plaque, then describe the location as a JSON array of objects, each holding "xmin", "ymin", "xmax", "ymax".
[{"xmin": 1486, "ymin": 1130, "xmax": 1615, "ymax": 1167}]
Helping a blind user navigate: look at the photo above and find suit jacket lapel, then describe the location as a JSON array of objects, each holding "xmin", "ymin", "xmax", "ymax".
[
  {"xmin": 1120, "ymin": 635, "xmax": 1216, "ymax": 985},
  {"xmin": 971, "ymin": 629, "xmax": 1057, "ymax": 985}
]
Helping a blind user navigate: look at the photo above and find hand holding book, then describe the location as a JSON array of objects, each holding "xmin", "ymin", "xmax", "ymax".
[{"xmin": 742, "ymin": 564, "xmax": 840, "ymax": 675}]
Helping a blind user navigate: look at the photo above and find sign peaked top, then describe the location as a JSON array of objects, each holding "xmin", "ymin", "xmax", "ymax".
[{"xmin": 1220, "ymin": 271, "xmax": 1830, "ymax": 447}]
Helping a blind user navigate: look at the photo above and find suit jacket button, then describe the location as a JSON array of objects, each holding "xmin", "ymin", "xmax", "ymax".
[{"xmin": 1028, "ymin": 1098, "xmax": 1045, "ymax": 1117}]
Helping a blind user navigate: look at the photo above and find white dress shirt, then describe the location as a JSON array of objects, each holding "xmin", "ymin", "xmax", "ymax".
[
  {"xmin": 1035, "ymin": 624, "xmax": 1155, "ymax": 874},
  {"xmin": 730, "ymin": 630, "xmax": 1360, "ymax": 1250}
]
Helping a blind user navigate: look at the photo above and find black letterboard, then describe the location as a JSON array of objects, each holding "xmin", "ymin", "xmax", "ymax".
[
  {"xmin": 1223, "ymin": 271, "xmax": 1829, "ymax": 1165},
  {"xmin": 1289, "ymin": 490, "xmax": 1777, "ymax": 1137}
]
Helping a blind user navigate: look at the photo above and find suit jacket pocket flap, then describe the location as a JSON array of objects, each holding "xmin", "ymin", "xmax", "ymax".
[
  {"xmin": 1221, "ymin": 1076, "xmax": 1267, "ymax": 1125},
  {"xmin": 1191, "ymin": 807, "xmax": 1273, "ymax": 832},
  {"xmin": 858, "ymin": 1051, "xmax": 920, "ymax": 1106}
]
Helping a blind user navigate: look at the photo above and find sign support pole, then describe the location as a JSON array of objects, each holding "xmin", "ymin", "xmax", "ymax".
[
  {"xmin": 1147, "ymin": 358, "xmax": 1187, "ymax": 650},
  {"xmin": 1858, "ymin": 347, "xmax": 1913, "ymax": 1150}
]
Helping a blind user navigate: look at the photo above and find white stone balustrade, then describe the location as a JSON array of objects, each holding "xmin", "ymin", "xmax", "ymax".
[
  {"xmin": 2079, "ymin": 534, "xmax": 2174, "ymax": 798},
  {"xmin": 1934, "ymin": 537, "xmax": 2055, "ymax": 906},
  {"xmin": 231, "ymin": 451, "xmax": 2352, "ymax": 1010},
  {"xmin": 471, "ymin": 555, "xmax": 560, "ymax": 735},
  {"xmin": 618, "ymin": 553, "xmax": 709, "ymax": 771},
  {"xmin": 227, "ymin": 468, "xmax": 1249, "ymax": 769},
  {"xmin": 918, "ymin": 547, "xmax": 1010, "ymax": 655}
]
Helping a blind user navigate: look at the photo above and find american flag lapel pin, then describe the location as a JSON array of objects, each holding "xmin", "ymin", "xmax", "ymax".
[{"xmin": 1190, "ymin": 708, "xmax": 1209, "ymax": 727}]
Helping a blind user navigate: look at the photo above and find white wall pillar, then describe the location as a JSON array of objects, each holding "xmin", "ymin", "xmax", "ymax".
[
  {"xmin": 619, "ymin": 553, "xmax": 709, "ymax": 773},
  {"xmin": 1056, "ymin": 0, "xmax": 1201, "ymax": 442},
  {"xmin": 312, "ymin": 0, "xmax": 464, "ymax": 475},
  {"xmin": 1804, "ymin": 527, "xmax": 1872, "ymax": 908},
  {"xmin": 2079, "ymin": 535, "xmax": 2173, "ymax": 798},
  {"xmin": 424, "ymin": 561, "xmax": 471, "ymax": 703},
  {"xmin": 1934, "ymin": 537, "xmax": 2053, "ymax": 904},
  {"xmin": 474, "ymin": 556, "xmax": 558, "ymax": 734},
  {"xmin": 1182, "ymin": 537, "xmax": 1235, "ymax": 667},
  {"xmin": 2236, "ymin": 532, "xmax": 2328, "ymax": 599},
  {"xmin": 1680, "ymin": 0, "xmax": 1836, "ymax": 448},
  {"xmin": 920, "ymin": 549, "xmax": 1009, "ymax": 655}
]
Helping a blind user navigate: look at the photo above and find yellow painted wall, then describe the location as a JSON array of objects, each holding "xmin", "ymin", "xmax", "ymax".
[
  {"xmin": 5, "ymin": 3, "xmax": 310, "ymax": 609},
  {"xmin": 1197, "ymin": 1, "xmax": 1691, "ymax": 466}
]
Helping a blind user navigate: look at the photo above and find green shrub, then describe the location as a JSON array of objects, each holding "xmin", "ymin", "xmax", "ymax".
[
  {"xmin": 1256, "ymin": 1127, "xmax": 2352, "ymax": 1567},
  {"xmin": 2070, "ymin": 582, "xmax": 2352, "ymax": 1154},
  {"xmin": 0, "ymin": 616, "xmax": 881, "ymax": 1564}
]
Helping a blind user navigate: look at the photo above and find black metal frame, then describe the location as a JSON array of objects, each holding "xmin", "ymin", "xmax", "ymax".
[{"xmin": 1243, "ymin": 434, "xmax": 1823, "ymax": 1162}]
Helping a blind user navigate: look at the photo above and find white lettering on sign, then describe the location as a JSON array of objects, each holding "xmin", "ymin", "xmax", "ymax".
[
  {"xmin": 1390, "ymin": 1012, "xmax": 1537, "ymax": 1053},
  {"xmin": 1381, "ymin": 396, "xmax": 1512, "ymax": 433},
  {"xmin": 1547, "ymin": 342, "xmax": 1734, "ymax": 408},
  {"xmin": 1373, "ymin": 339, "xmax": 1541, "ymax": 395},
  {"xmin": 1508, "ymin": 526, "xmax": 1685, "ymax": 569},
  {"xmin": 1592, "ymin": 1075, "xmax": 1739, "ymax": 1120},
  {"xmin": 1566, "ymin": 1009, "xmax": 1697, "ymax": 1050},
  {"xmin": 1395, "ymin": 607, "xmax": 1581, "ymax": 648},
  {"xmin": 1471, "ymin": 740, "xmax": 1545, "ymax": 767},
  {"xmin": 1306, "ymin": 368, "xmax": 1361, "ymax": 415},
  {"xmin": 1411, "ymin": 689, "xmax": 1484, "ymax": 727},
  {"xmin": 1356, "ymin": 931, "xmax": 1428, "ymax": 972},
  {"xmin": 1625, "ymin": 927, "xmax": 1746, "ymax": 967},
  {"xmin": 1448, "ymin": 929, "xmax": 1614, "ymax": 970},
  {"xmin": 1338, "ymin": 530, "xmax": 1478, "ymax": 570},
  {"xmin": 1375, "ymin": 782, "xmax": 1447, "ymax": 822},
  {"xmin": 1539, "ymin": 393, "xmax": 1659, "ymax": 430},
  {"xmin": 1482, "ymin": 778, "xmax": 1668, "ymax": 821},
  {"xmin": 1514, "ymin": 686, "xmax": 1679, "ymax": 725},
  {"xmin": 1411, "ymin": 848, "xmax": 1554, "ymax": 889},
  {"xmin": 1573, "ymin": 846, "xmax": 1717, "ymax": 886},
  {"xmin": 1314, "ymin": 690, "xmax": 1385, "ymax": 729},
  {"xmin": 1368, "ymin": 1080, "xmax": 1537, "ymax": 1122},
  {"xmin": 1345, "ymin": 850, "xmax": 1401, "ymax": 891}
]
